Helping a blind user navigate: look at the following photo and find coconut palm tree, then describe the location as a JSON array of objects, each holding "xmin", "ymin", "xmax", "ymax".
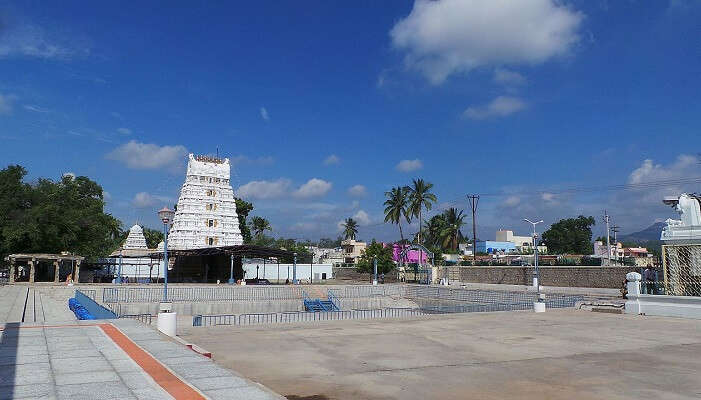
[
  {"xmin": 440, "ymin": 208, "xmax": 466, "ymax": 251},
  {"xmin": 250, "ymin": 216, "xmax": 272, "ymax": 238},
  {"xmin": 408, "ymin": 178, "xmax": 437, "ymax": 245},
  {"xmin": 342, "ymin": 217, "xmax": 358, "ymax": 240},
  {"xmin": 424, "ymin": 214, "xmax": 446, "ymax": 249},
  {"xmin": 383, "ymin": 186, "xmax": 410, "ymax": 243}
]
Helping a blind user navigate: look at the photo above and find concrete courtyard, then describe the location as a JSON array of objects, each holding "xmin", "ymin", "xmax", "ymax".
[{"xmin": 181, "ymin": 309, "xmax": 701, "ymax": 400}]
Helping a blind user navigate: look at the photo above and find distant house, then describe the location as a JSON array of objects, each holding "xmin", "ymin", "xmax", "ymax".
[
  {"xmin": 341, "ymin": 239, "xmax": 366, "ymax": 265},
  {"xmin": 475, "ymin": 241, "xmax": 516, "ymax": 254},
  {"xmin": 391, "ymin": 244, "xmax": 430, "ymax": 264},
  {"xmin": 496, "ymin": 230, "xmax": 547, "ymax": 254}
]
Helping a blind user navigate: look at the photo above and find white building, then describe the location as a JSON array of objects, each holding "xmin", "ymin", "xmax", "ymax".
[
  {"xmin": 97, "ymin": 224, "xmax": 165, "ymax": 282},
  {"xmin": 307, "ymin": 246, "xmax": 345, "ymax": 266},
  {"xmin": 168, "ymin": 154, "xmax": 244, "ymax": 249},
  {"xmin": 242, "ymin": 259, "xmax": 333, "ymax": 282},
  {"xmin": 496, "ymin": 229, "xmax": 547, "ymax": 254}
]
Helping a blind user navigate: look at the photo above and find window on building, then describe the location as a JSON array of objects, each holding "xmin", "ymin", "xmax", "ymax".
[{"xmin": 208, "ymin": 219, "xmax": 214, "ymax": 227}]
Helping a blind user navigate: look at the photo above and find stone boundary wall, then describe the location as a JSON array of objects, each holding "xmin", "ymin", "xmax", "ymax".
[{"xmin": 449, "ymin": 266, "xmax": 635, "ymax": 288}]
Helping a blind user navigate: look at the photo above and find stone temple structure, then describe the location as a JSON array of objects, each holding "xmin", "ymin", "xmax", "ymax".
[
  {"xmin": 661, "ymin": 193, "xmax": 701, "ymax": 243},
  {"xmin": 167, "ymin": 154, "xmax": 244, "ymax": 249},
  {"xmin": 123, "ymin": 224, "xmax": 148, "ymax": 249}
]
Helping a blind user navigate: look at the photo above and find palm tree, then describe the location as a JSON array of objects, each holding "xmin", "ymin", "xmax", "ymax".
[
  {"xmin": 342, "ymin": 218, "xmax": 358, "ymax": 240},
  {"xmin": 440, "ymin": 208, "xmax": 466, "ymax": 251},
  {"xmin": 250, "ymin": 216, "xmax": 272, "ymax": 238},
  {"xmin": 408, "ymin": 178, "xmax": 437, "ymax": 245},
  {"xmin": 383, "ymin": 186, "xmax": 410, "ymax": 243},
  {"xmin": 424, "ymin": 214, "xmax": 446, "ymax": 249}
]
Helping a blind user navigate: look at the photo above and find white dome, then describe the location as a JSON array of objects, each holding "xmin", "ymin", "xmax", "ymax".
[{"xmin": 129, "ymin": 224, "xmax": 144, "ymax": 234}]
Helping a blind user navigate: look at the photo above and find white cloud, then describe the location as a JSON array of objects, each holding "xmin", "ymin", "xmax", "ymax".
[
  {"xmin": 293, "ymin": 178, "xmax": 332, "ymax": 199},
  {"xmin": 0, "ymin": 16, "xmax": 88, "ymax": 60},
  {"xmin": 116, "ymin": 128, "xmax": 131, "ymax": 135},
  {"xmin": 260, "ymin": 107, "xmax": 270, "ymax": 121},
  {"xmin": 464, "ymin": 96, "xmax": 526, "ymax": 119},
  {"xmin": 396, "ymin": 159, "xmax": 423, "ymax": 172},
  {"xmin": 390, "ymin": 0, "xmax": 583, "ymax": 84},
  {"xmin": 503, "ymin": 196, "xmax": 521, "ymax": 207},
  {"xmin": 105, "ymin": 140, "xmax": 188, "ymax": 172},
  {"xmin": 132, "ymin": 192, "xmax": 172, "ymax": 208},
  {"xmin": 628, "ymin": 155, "xmax": 698, "ymax": 185},
  {"xmin": 347, "ymin": 184, "xmax": 367, "ymax": 197},
  {"xmin": 23, "ymin": 104, "xmax": 50, "ymax": 113},
  {"xmin": 238, "ymin": 179, "xmax": 291, "ymax": 200},
  {"xmin": 541, "ymin": 192, "xmax": 556, "ymax": 202},
  {"xmin": 0, "ymin": 93, "xmax": 17, "ymax": 115},
  {"xmin": 323, "ymin": 154, "xmax": 340, "ymax": 165},
  {"xmin": 62, "ymin": 172, "xmax": 76, "ymax": 180},
  {"xmin": 353, "ymin": 210, "xmax": 372, "ymax": 226},
  {"xmin": 103, "ymin": 191, "xmax": 112, "ymax": 202},
  {"xmin": 493, "ymin": 68, "xmax": 526, "ymax": 86}
]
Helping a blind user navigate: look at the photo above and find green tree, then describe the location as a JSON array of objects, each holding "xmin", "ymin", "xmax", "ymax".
[
  {"xmin": 318, "ymin": 237, "xmax": 342, "ymax": 248},
  {"xmin": 383, "ymin": 186, "xmax": 410, "ymax": 243},
  {"xmin": 0, "ymin": 166, "xmax": 121, "ymax": 262},
  {"xmin": 408, "ymin": 178, "xmax": 437, "ymax": 245},
  {"xmin": 440, "ymin": 208, "xmax": 466, "ymax": 251},
  {"xmin": 142, "ymin": 227, "xmax": 164, "ymax": 249},
  {"xmin": 235, "ymin": 198, "xmax": 254, "ymax": 243},
  {"xmin": 423, "ymin": 214, "xmax": 446, "ymax": 249},
  {"xmin": 541, "ymin": 216, "xmax": 596, "ymax": 254},
  {"xmin": 342, "ymin": 217, "xmax": 358, "ymax": 240},
  {"xmin": 356, "ymin": 240, "xmax": 395, "ymax": 274},
  {"xmin": 250, "ymin": 216, "xmax": 272, "ymax": 238}
]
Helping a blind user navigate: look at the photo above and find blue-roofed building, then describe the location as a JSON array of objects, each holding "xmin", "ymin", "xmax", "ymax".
[{"xmin": 475, "ymin": 241, "xmax": 517, "ymax": 254}]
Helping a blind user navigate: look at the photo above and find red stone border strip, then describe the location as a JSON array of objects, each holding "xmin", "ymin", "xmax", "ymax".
[{"xmin": 99, "ymin": 324, "xmax": 207, "ymax": 400}]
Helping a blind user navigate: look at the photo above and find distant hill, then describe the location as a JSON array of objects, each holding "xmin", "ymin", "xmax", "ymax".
[{"xmin": 619, "ymin": 222, "xmax": 666, "ymax": 242}]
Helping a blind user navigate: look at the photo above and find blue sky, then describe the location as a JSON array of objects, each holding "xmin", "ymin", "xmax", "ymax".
[{"xmin": 1, "ymin": 0, "xmax": 700, "ymax": 241}]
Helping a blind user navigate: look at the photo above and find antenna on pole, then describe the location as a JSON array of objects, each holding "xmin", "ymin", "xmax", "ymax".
[
  {"xmin": 467, "ymin": 194, "xmax": 480, "ymax": 262},
  {"xmin": 611, "ymin": 224, "xmax": 620, "ymax": 264},
  {"xmin": 603, "ymin": 211, "xmax": 611, "ymax": 266}
]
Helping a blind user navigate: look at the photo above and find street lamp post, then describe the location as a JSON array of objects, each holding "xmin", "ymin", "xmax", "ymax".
[
  {"xmin": 157, "ymin": 206, "xmax": 176, "ymax": 337},
  {"xmin": 373, "ymin": 255, "xmax": 378, "ymax": 286},
  {"xmin": 228, "ymin": 254, "xmax": 235, "ymax": 284},
  {"xmin": 293, "ymin": 252, "xmax": 298, "ymax": 284},
  {"xmin": 158, "ymin": 207, "xmax": 175, "ymax": 302},
  {"xmin": 524, "ymin": 218, "xmax": 545, "ymax": 313},
  {"xmin": 117, "ymin": 247, "xmax": 123, "ymax": 284}
]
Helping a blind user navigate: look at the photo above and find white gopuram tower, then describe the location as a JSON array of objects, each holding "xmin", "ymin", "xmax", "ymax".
[
  {"xmin": 123, "ymin": 224, "xmax": 148, "ymax": 249},
  {"xmin": 167, "ymin": 154, "xmax": 244, "ymax": 249}
]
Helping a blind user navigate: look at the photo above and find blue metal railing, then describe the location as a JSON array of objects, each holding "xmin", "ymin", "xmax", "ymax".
[
  {"xmin": 327, "ymin": 289, "xmax": 341, "ymax": 310},
  {"xmin": 75, "ymin": 290, "xmax": 117, "ymax": 319},
  {"xmin": 103, "ymin": 285, "xmax": 304, "ymax": 303},
  {"xmin": 192, "ymin": 308, "xmax": 425, "ymax": 327}
]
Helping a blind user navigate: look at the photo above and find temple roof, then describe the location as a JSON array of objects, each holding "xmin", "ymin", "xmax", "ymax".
[{"xmin": 123, "ymin": 224, "xmax": 149, "ymax": 250}]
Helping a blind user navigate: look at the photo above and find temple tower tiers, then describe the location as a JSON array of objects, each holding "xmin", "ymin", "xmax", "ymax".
[
  {"xmin": 167, "ymin": 154, "xmax": 244, "ymax": 250},
  {"xmin": 123, "ymin": 224, "xmax": 148, "ymax": 249}
]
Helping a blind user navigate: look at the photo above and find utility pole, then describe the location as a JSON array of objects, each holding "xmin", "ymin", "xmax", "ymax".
[
  {"xmin": 603, "ymin": 211, "xmax": 611, "ymax": 266},
  {"xmin": 467, "ymin": 194, "xmax": 480, "ymax": 262},
  {"xmin": 611, "ymin": 225, "xmax": 620, "ymax": 264}
]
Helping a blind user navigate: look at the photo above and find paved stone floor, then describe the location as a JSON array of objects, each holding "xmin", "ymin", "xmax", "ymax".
[
  {"xmin": 0, "ymin": 286, "xmax": 282, "ymax": 399},
  {"xmin": 181, "ymin": 309, "xmax": 701, "ymax": 400}
]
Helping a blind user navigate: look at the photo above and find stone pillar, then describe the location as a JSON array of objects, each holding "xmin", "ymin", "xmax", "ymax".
[
  {"xmin": 74, "ymin": 260, "xmax": 81, "ymax": 283},
  {"xmin": 625, "ymin": 272, "xmax": 642, "ymax": 315},
  {"xmin": 54, "ymin": 261, "xmax": 60, "ymax": 283},
  {"xmin": 9, "ymin": 259, "xmax": 15, "ymax": 284},
  {"xmin": 29, "ymin": 258, "xmax": 36, "ymax": 283}
]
